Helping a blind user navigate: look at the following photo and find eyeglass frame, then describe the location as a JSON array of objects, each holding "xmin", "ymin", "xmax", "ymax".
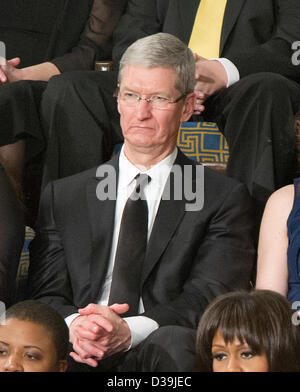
[{"xmin": 114, "ymin": 85, "xmax": 186, "ymax": 109}]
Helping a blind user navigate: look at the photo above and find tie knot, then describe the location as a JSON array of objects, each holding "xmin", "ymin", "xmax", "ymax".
[
  {"xmin": 136, "ymin": 173, "xmax": 151, "ymax": 189},
  {"xmin": 131, "ymin": 173, "xmax": 151, "ymax": 200}
]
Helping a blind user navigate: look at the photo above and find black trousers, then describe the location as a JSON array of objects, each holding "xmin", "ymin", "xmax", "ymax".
[
  {"xmin": 0, "ymin": 165, "xmax": 25, "ymax": 306},
  {"xmin": 0, "ymin": 80, "xmax": 47, "ymax": 161},
  {"xmin": 67, "ymin": 326, "xmax": 197, "ymax": 372},
  {"xmin": 40, "ymin": 70, "xmax": 121, "ymax": 190},
  {"xmin": 203, "ymin": 72, "xmax": 300, "ymax": 218}
]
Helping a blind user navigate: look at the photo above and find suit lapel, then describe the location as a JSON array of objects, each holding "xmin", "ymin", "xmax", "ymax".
[
  {"xmin": 87, "ymin": 155, "xmax": 119, "ymax": 300},
  {"xmin": 175, "ymin": 0, "xmax": 200, "ymax": 44},
  {"xmin": 220, "ymin": 0, "xmax": 246, "ymax": 54},
  {"xmin": 86, "ymin": 149, "xmax": 199, "ymax": 297},
  {"xmin": 141, "ymin": 150, "xmax": 195, "ymax": 284}
]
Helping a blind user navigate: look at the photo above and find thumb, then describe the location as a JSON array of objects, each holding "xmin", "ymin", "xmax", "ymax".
[
  {"xmin": 7, "ymin": 57, "xmax": 21, "ymax": 67},
  {"xmin": 109, "ymin": 303, "xmax": 130, "ymax": 314},
  {"xmin": 78, "ymin": 303, "xmax": 99, "ymax": 315},
  {"xmin": 193, "ymin": 52, "xmax": 206, "ymax": 62},
  {"xmin": 193, "ymin": 52, "xmax": 199, "ymax": 61}
]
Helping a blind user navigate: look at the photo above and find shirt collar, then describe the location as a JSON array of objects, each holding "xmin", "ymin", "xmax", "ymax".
[{"xmin": 118, "ymin": 146, "xmax": 178, "ymax": 190}]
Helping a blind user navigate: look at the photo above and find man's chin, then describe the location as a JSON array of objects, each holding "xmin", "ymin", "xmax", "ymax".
[{"xmin": 125, "ymin": 135, "xmax": 155, "ymax": 148}]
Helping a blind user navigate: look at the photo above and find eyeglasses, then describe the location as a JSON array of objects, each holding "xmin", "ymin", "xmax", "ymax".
[{"xmin": 114, "ymin": 88, "xmax": 186, "ymax": 110}]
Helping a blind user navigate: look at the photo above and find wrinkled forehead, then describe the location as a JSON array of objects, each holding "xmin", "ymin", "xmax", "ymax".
[{"xmin": 119, "ymin": 65, "xmax": 178, "ymax": 92}]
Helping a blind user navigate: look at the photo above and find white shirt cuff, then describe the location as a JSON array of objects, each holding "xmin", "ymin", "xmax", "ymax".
[
  {"xmin": 65, "ymin": 313, "xmax": 80, "ymax": 328},
  {"xmin": 65, "ymin": 313, "xmax": 159, "ymax": 349},
  {"xmin": 124, "ymin": 316, "xmax": 159, "ymax": 349},
  {"xmin": 214, "ymin": 57, "xmax": 240, "ymax": 87}
]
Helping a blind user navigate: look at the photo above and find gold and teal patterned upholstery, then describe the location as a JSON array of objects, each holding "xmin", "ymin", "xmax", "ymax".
[
  {"xmin": 16, "ymin": 226, "xmax": 35, "ymax": 301},
  {"xmin": 114, "ymin": 121, "xmax": 229, "ymax": 166},
  {"xmin": 17, "ymin": 227, "xmax": 34, "ymax": 279},
  {"xmin": 177, "ymin": 122, "xmax": 229, "ymax": 165}
]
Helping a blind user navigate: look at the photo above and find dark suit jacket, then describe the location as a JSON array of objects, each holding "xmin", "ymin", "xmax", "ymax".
[
  {"xmin": 113, "ymin": 0, "xmax": 300, "ymax": 82},
  {"xmin": 28, "ymin": 149, "xmax": 255, "ymax": 328}
]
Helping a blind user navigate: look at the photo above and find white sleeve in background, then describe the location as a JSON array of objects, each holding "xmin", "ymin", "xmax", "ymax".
[
  {"xmin": 124, "ymin": 316, "xmax": 159, "ymax": 349},
  {"xmin": 214, "ymin": 58, "xmax": 240, "ymax": 87}
]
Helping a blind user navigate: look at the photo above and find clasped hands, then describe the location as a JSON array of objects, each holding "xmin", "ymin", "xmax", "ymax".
[
  {"xmin": 69, "ymin": 303, "xmax": 131, "ymax": 368},
  {"xmin": 193, "ymin": 53, "xmax": 228, "ymax": 115}
]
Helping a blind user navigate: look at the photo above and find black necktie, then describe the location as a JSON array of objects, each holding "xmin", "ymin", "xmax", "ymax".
[{"xmin": 108, "ymin": 173, "xmax": 150, "ymax": 316}]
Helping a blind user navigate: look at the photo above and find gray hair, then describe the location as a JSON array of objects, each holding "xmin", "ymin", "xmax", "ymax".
[{"xmin": 118, "ymin": 33, "xmax": 195, "ymax": 95}]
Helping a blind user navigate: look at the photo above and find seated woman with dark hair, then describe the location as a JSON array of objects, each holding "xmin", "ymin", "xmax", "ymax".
[
  {"xmin": 0, "ymin": 165, "xmax": 24, "ymax": 307},
  {"xmin": 0, "ymin": 300, "xmax": 69, "ymax": 372},
  {"xmin": 196, "ymin": 290, "xmax": 300, "ymax": 372},
  {"xmin": 256, "ymin": 114, "xmax": 300, "ymax": 303}
]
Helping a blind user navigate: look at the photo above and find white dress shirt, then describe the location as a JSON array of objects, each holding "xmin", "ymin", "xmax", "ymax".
[
  {"xmin": 66, "ymin": 146, "xmax": 178, "ymax": 348},
  {"xmin": 215, "ymin": 58, "xmax": 240, "ymax": 87}
]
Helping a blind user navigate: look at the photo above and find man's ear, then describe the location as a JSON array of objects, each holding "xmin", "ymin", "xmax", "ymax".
[
  {"xmin": 180, "ymin": 93, "xmax": 196, "ymax": 123},
  {"xmin": 117, "ymin": 97, "xmax": 121, "ymax": 115}
]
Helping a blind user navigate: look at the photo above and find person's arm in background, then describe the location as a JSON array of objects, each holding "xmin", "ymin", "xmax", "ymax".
[
  {"xmin": 0, "ymin": 59, "xmax": 60, "ymax": 83},
  {"xmin": 194, "ymin": 0, "xmax": 300, "ymax": 113},
  {"xmin": 0, "ymin": 0, "xmax": 127, "ymax": 83},
  {"xmin": 256, "ymin": 185, "xmax": 294, "ymax": 296}
]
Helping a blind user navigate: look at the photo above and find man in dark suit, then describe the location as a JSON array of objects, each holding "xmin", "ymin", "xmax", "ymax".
[
  {"xmin": 28, "ymin": 33, "xmax": 255, "ymax": 371},
  {"xmin": 41, "ymin": 0, "xmax": 300, "ymax": 229}
]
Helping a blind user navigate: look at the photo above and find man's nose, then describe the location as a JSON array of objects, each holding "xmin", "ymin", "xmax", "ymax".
[
  {"xmin": 3, "ymin": 354, "xmax": 24, "ymax": 372},
  {"xmin": 136, "ymin": 99, "xmax": 152, "ymax": 120}
]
